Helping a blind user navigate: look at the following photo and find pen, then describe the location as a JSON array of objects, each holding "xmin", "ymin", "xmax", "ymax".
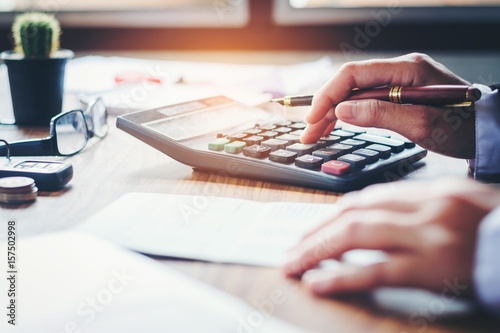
[{"xmin": 271, "ymin": 85, "xmax": 481, "ymax": 108}]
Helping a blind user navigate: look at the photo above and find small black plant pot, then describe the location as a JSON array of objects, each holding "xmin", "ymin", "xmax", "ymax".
[{"xmin": 1, "ymin": 49, "xmax": 73, "ymax": 125}]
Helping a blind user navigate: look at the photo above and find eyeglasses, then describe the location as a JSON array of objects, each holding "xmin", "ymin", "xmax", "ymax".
[{"xmin": 0, "ymin": 98, "xmax": 108, "ymax": 157}]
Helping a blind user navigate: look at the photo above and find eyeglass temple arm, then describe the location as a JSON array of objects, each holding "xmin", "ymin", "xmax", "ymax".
[{"xmin": 0, "ymin": 138, "xmax": 55, "ymax": 157}]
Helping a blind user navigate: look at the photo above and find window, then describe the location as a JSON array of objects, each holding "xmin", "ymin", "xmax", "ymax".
[
  {"xmin": 274, "ymin": 0, "xmax": 500, "ymax": 25},
  {"xmin": 0, "ymin": 0, "xmax": 249, "ymax": 27},
  {"xmin": 289, "ymin": 0, "xmax": 500, "ymax": 8}
]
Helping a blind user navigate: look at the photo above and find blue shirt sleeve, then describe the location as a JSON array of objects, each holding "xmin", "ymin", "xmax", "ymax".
[
  {"xmin": 467, "ymin": 84, "xmax": 500, "ymax": 313},
  {"xmin": 471, "ymin": 84, "xmax": 500, "ymax": 181},
  {"xmin": 474, "ymin": 206, "xmax": 500, "ymax": 314}
]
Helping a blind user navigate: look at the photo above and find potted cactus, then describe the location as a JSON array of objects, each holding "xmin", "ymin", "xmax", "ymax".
[{"xmin": 1, "ymin": 12, "xmax": 73, "ymax": 125}]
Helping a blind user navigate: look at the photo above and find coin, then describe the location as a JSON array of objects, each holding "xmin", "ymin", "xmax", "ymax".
[
  {"xmin": 0, "ymin": 176, "xmax": 38, "ymax": 204},
  {"xmin": 0, "ymin": 176, "xmax": 35, "ymax": 192}
]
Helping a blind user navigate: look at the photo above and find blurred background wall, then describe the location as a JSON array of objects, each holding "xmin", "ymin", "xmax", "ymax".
[{"xmin": 0, "ymin": 0, "xmax": 499, "ymax": 52}]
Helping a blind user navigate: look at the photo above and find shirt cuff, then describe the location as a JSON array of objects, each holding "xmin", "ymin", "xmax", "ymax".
[
  {"xmin": 470, "ymin": 83, "xmax": 500, "ymax": 182},
  {"xmin": 474, "ymin": 206, "xmax": 500, "ymax": 314}
]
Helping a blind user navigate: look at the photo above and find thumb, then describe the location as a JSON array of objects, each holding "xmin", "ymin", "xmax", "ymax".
[{"xmin": 335, "ymin": 100, "xmax": 440, "ymax": 141}]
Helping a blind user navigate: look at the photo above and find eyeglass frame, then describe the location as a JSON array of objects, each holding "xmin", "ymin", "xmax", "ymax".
[{"xmin": 0, "ymin": 98, "xmax": 108, "ymax": 157}]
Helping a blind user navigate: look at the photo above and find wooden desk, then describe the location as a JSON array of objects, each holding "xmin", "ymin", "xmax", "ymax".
[{"xmin": 1, "ymin": 51, "xmax": 498, "ymax": 333}]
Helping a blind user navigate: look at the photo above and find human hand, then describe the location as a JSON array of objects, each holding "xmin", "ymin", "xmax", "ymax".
[
  {"xmin": 282, "ymin": 178, "xmax": 500, "ymax": 296},
  {"xmin": 301, "ymin": 53, "xmax": 475, "ymax": 159}
]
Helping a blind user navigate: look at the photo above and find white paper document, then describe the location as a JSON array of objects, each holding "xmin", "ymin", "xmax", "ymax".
[
  {"xmin": 0, "ymin": 232, "xmax": 310, "ymax": 332},
  {"xmin": 78, "ymin": 193, "xmax": 340, "ymax": 266}
]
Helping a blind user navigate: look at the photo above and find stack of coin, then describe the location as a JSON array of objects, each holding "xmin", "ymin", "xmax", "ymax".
[{"xmin": 0, "ymin": 177, "xmax": 38, "ymax": 204}]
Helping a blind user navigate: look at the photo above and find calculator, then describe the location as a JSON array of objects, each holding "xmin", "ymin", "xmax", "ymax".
[{"xmin": 116, "ymin": 96, "xmax": 427, "ymax": 192}]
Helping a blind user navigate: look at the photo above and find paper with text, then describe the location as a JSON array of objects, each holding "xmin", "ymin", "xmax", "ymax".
[{"xmin": 78, "ymin": 193, "xmax": 340, "ymax": 266}]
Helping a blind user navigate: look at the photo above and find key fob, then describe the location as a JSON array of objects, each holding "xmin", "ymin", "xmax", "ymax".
[{"xmin": 0, "ymin": 159, "xmax": 73, "ymax": 191}]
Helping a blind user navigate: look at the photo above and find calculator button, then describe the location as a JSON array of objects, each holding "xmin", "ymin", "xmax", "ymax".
[
  {"xmin": 228, "ymin": 133, "xmax": 248, "ymax": 142},
  {"xmin": 208, "ymin": 138, "xmax": 230, "ymax": 151},
  {"xmin": 259, "ymin": 131, "xmax": 278, "ymax": 140},
  {"xmin": 391, "ymin": 134, "xmax": 416, "ymax": 148},
  {"xmin": 327, "ymin": 143, "xmax": 353, "ymax": 155},
  {"xmin": 312, "ymin": 148, "xmax": 340, "ymax": 161},
  {"xmin": 261, "ymin": 139, "xmax": 288, "ymax": 151},
  {"xmin": 259, "ymin": 125, "xmax": 277, "ymax": 131},
  {"xmin": 269, "ymin": 149, "xmax": 297, "ymax": 164},
  {"xmin": 352, "ymin": 148, "xmax": 379, "ymax": 164},
  {"xmin": 366, "ymin": 128, "xmax": 392, "ymax": 138},
  {"xmin": 340, "ymin": 124, "xmax": 366, "ymax": 134},
  {"xmin": 276, "ymin": 134, "xmax": 300, "ymax": 145},
  {"xmin": 224, "ymin": 141, "xmax": 246, "ymax": 154},
  {"xmin": 274, "ymin": 127, "xmax": 293, "ymax": 134},
  {"xmin": 401, "ymin": 138, "xmax": 416, "ymax": 148},
  {"xmin": 331, "ymin": 130, "xmax": 356, "ymax": 138},
  {"xmin": 289, "ymin": 122, "xmax": 307, "ymax": 130},
  {"xmin": 243, "ymin": 145, "xmax": 271, "ymax": 158},
  {"xmin": 289, "ymin": 129, "xmax": 304, "ymax": 136},
  {"xmin": 244, "ymin": 128, "xmax": 263, "ymax": 135},
  {"xmin": 338, "ymin": 154, "xmax": 366, "ymax": 169},
  {"xmin": 314, "ymin": 140, "xmax": 327, "ymax": 150},
  {"xmin": 320, "ymin": 135, "xmax": 341, "ymax": 145},
  {"xmin": 243, "ymin": 135, "xmax": 264, "ymax": 146},
  {"xmin": 274, "ymin": 120, "xmax": 292, "ymax": 127},
  {"xmin": 403, "ymin": 140, "xmax": 416, "ymax": 148},
  {"xmin": 366, "ymin": 144, "xmax": 391, "ymax": 159},
  {"xmin": 286, "ymin": 143, "xmax": 316, "ymax": 157},
  {"xmin": 354, "ymin": 134, "xmax": 405, "ymax": 153},
  {"xmin": 340, "ymin": 139, "xmax": 366, "ymax": 150},
  {"xmin": 321, "ymin": 160, "xmax": 351, "ymax": 175},
  {"xmin": 295, "ymin": 154, "xmax": 323, "ymax": 170}
]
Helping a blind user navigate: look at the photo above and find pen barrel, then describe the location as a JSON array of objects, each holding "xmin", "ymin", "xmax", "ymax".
[
  {"xmin": 283, "ymin": 95, "xmax": 313, "ymax": 107},
  {"xmin": 346, "ymin": 85, "xmax": 481, "ymax": 106}
]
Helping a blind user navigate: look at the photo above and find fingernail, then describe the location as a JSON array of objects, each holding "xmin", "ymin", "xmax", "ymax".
[
  {"xmin": 336, "ymin": 102, "xmax": 357, "ymax": 121},
  {"xmin": 305, "ymin": 107, "xmax": 313, "ymax": 121},
  {"xmin": 283, "ymin": 262, "xmax": 300, "ymax": 277},
  {"xmin": 303, "ymin": 271, "xmax": 336, "ymax": 294}
]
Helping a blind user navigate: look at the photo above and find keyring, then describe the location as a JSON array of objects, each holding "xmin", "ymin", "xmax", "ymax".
[{"xmin": 0, "ymin": 139, "xmax": 11, "ymax": 160}]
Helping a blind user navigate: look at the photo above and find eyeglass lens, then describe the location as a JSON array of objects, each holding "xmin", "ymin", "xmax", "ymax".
[
  {"xmin": 86, "ymin": 98, "xmax": 108, "ymax": 138},
  {"xmin": 55, "ymin": 111, "xmax": 88, "ymax": 155}
]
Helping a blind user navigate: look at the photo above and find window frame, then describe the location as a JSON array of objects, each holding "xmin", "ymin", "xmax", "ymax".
[
  {"xmin": 0, "ymin": 0, "xmax": 250, "ymax": 28},
  {"xmin": 273, "ymin": 0, "xmax": 500, "ymax": 25}
]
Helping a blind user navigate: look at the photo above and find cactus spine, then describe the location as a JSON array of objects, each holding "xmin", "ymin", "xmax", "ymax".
[{"xmin": 12, "ymin": 12, "xmax": 61, "ymax": 58}]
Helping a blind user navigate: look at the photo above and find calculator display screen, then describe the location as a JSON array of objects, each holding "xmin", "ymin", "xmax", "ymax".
[{"xmin": 143, "ymin": 104, "xmax": 267, "ymax": 141}]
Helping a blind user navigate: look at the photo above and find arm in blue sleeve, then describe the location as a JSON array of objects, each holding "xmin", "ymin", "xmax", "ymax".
[
  {"xmin": 471, "ymin": 84, "xmax": 500, "ymax": 182},
  {"xmin": 474, "ymin": 205, "xmax": 500, "ymax": 314}
]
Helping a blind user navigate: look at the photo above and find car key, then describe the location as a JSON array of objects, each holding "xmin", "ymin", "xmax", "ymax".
[{"xmin": 0, "ymin": 158, "xmax": 73, "ymax": 191}]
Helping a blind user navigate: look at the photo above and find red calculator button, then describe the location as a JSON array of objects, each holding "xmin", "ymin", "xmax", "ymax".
[{"xmin": 321, "ymin": 160, "xmax": 351, "ymax": 175}]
